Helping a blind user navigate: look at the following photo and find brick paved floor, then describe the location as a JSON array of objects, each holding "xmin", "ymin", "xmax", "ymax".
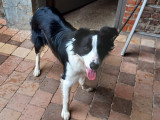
[{"xmin": 0, "ymin": 18, "xmax": 160, "ymax": 120}]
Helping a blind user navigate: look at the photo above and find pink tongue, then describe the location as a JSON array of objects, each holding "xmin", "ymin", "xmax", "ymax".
[{"xmin": 86, "ymin": 68, "xmax": 96, "ymax": 80}]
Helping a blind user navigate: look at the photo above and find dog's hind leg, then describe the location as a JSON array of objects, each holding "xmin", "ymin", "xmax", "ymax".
[
  {"xmin": 31, "ymin": 26, "xmax": 46, "ymax": 77},
  {"xmin": 32, "ymin": 34, "xmax": 45, "ymax": 77},
  {"xmin": 33, "ymin": 52, "xmax": 40, "ymax": 77},
  {"xmin": 79, "ymin": 77, "xmax": 94, "ymax": 92}
]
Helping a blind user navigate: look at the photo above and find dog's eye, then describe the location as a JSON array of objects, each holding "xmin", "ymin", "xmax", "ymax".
[{"xmin": 84, "ymin": 46, "xmax": 89, "ymax": 51}]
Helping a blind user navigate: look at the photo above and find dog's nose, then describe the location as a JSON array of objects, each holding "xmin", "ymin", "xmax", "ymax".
[{"xmin": 90, "ymin": 62, "xmax": 99, "ymax": 70}]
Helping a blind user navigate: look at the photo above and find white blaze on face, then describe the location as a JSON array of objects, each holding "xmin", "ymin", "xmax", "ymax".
[
  {"xmin": 82, "ymin": 35, "xmax": 99, "ymax": 80},
  {"xmin": 82, "ymin": 35, "xmax": 99, "ymax": 68}
]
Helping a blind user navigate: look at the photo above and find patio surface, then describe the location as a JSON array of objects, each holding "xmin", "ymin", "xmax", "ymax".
[{"xmin": 0, "ymin": 18, "xmax": 160, "ymax": 120}]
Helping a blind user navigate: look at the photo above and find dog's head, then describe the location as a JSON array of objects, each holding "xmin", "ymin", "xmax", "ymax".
[{"xmin": 73, "ymin": 26, "xmax": 118, "ymax": 80}]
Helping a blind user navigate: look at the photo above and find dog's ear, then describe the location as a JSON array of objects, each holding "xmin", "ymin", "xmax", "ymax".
[
  {"xmin": 74, "ymin": 28, "xmax": 90, "ymax": 40},
  {"xmin": 99, "ymin": 26, "xmax": 118, "ymax": 40}
]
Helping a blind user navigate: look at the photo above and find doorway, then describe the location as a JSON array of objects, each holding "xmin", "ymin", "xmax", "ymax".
[{"xmin": 64, "ymin": 0, "xmax": 119, "ymax": 30}]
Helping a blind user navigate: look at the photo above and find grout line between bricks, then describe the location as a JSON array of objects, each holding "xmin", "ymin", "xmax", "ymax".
[
  {"xmin": 151, "ymin": 37, "xmax": 157, "ymax": 119},
  {"xmin": 109, "ymin": 55, "xmax": 122, "ymax": 118}
]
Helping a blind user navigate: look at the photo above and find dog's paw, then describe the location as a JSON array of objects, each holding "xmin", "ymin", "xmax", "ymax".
[
  {"xmin": 61, "ymin": 110, "xmax": 70, "ymax": 120},
  {"xmin": 85, "ymin": 87, "xmax": 94, "ymax": 92},
  {"xmin": 82, "ymin": 85, "xmax": 94, "ymax": 92},
  {"xmin": 33, "ymin": 68, "xmax": 40, "ymax": 77}
]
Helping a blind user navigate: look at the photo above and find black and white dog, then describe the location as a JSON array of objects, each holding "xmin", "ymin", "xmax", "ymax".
[{"xmin": 31, "ymin": 7, "xmax": 118, "ymax": 120}]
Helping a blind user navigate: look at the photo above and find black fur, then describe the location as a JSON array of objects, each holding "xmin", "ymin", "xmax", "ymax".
[
  {"xmin": 31, "ymin": 7, "xmax": 76, "ymax": 78},
  {"xmin": 73, "ymin": 28, "xmax": 97, "ymax": 56},
  {"xmin": 31, "ymin": 7, "xmax": 75, "ymax": 62},
  {"xmin": 98, "ymin": 26, "xmax": 118, "ymax": 60}
]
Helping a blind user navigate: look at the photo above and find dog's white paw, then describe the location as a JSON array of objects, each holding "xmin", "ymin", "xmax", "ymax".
[
  {"xmin": 82, "ymin": 85, "xmax": 94, "ymax": 92},
  {"xmin": 61, "ymin": 110, "xmax": 70, "ymax": 120},
  {"xmin": 85, "ymin": 87, "xmax": 94, "ymax": 92},
  {"xmin": 33, "ymin": 68, "xmax": 40, "ymax": 77}
]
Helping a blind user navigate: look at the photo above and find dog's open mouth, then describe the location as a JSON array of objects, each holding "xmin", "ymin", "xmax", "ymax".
[{"xmin": 86, "ymin": 68, "xmax": 97, "ymax": 80}]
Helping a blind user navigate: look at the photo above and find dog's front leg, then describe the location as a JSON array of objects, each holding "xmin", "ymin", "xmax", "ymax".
[{"xmin": 61, "ymin": 79, "xmax": 72, "ymax": 120}]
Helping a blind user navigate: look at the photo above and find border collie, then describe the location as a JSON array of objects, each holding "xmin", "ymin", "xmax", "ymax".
[{"xmin": 31, "ymin": 7, "xmax": 118, "ymax": 120}]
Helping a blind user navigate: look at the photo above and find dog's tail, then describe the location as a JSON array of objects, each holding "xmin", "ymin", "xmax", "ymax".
[{"xmin": 30, "ymin": 16, "xmax": 47, "ymax": 54}]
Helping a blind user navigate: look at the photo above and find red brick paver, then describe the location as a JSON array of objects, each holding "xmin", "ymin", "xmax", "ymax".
[
  {"xmin": 30, "ymin": 89, "xmax": 52, "ymax": 108},
  {"xmin": 70, "ymin": 100, "xmax": 89, "ymax": 120},
  {"xmin": 0, "ymin": 26, "xmax": 8, "ymax": 33},
  {"xmin": 120, "ymin": 62, "xmax": 137, "ymax": 74},
  {"xmin": 152, "ymin": 107, "xmax": 160, "ymax": 120},
  {"xmin": 0, "ymin": 83, "xmax": 19, "ymax": 99},
  {"xmin": 153, "ymin": 81, "xmax": 160, "ymax": 94},
  {"xmin": 86, "ymin": 115, "xmax": 102, "ymax": 120},
  {"xmin": 139, "ymin": 51, "xmax": 154, "ymax": 63},
  {"xmin": 17, "ymin": 81, "xmax": 39, "ymax": 96},
  {"xmin": 7, "ymin": 93, "xmax": 31, "ymax": 112},
  {"xmin": 115, "ymin": 83, "xmax": 134, "ymax": 100},
  {"xmin": 11, "ymin": 30, "xmax": 30, "ymax": 42},
  {"xmin": 0, "ymin": 108, "xmax": 21, "ymax": 120},
  {"xmin": 3, "ymin": 28, "xmax": 19, "ymax": 36},
  {"xmin": 19, "ymin": 104, "xmax": 45, "ymax": 120},
  {"xmin": 108, "ymin": 111, "xmax": 130, "ymax": 120},
  {"xmin": 0, "ymin": 56, "xmax": 22, "ymax": 75},
  {"xmin": 15, "ymin": 60, "xmax": 35, "ymax": 74},
  {"xmin": 4, "ymin": 71, "xmax": 28, "ymax": 86},
  {"xmin": 131, "ymin": 108, "xmax": 152, "ymax": 120},
  {"xmin": 0, "ymin": 98, "xmax": 8, "ymax": 112}
]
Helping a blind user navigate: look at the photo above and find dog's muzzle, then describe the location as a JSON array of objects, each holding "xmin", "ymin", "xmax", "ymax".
[
  {"xmin": 90, "ymin": 62, "xmax": 99, "ymax": 70},
  {"xmin": 86, "ymin": 62, "xmax": 99, "ymax": 81}
]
